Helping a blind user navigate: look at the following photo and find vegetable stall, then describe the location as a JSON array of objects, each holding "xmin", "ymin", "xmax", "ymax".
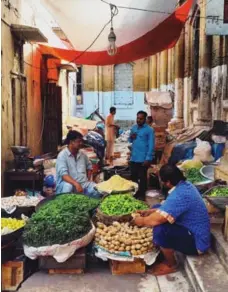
[{"xmin": 2, "ymin": 163, "xmax": 228, "ymax": 285}]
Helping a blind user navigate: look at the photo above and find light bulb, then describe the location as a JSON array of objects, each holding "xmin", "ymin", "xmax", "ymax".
[{"xmin": 107, "ymin": 27, "xmax": 117, "ymax": 56}]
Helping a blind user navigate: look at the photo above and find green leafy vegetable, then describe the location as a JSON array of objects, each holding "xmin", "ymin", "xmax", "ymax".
[
  {"xmin": 23, "ymin": 194, "xmax": 100, "ymax": 247},
  {"xmin": 208, "ymin": 187, "xmax": 228, "ymax": 197},
  {"xmin": 185, "ymin": 168, "xmax": 207, "ymax": 184},
  {"xmin": 100, "ymin": 194, "xmax": 148, "ymax": 216}
]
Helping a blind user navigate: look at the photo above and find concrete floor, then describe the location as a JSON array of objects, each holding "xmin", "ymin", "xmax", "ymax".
[{"xmin": 19, "ymin": 261, "xmax": 193, "ymax": 292}]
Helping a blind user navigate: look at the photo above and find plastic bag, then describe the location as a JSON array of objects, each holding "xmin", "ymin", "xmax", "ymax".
[
  {"xmin": 95, "ymin": 245, "xmax": 159, "ymax": 266},
  {"xmin": 193, "ymin": 139, "xmax": 214, "ymax": 163}
]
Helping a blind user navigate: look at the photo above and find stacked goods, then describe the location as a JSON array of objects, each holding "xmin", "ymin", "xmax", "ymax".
[
  {"xmin": 215, "ymin": 150, "xmax": 228, "ymax": 183},
  {"xmin": 100, "ymin": 194, "xmax": 148, "ymax": 216},
  {"xmin": 96, "ymin": 175, "xmax": 137, "ymax": 194},
  {"xmin": 23, "ymin": 194, "xmax": 100, "ymax": 247},
  {"xmin": 95, "ymin": 221, "xmax": 153, "ymax": 256},
  {"xmin": 193, "ymin": 139, "xmax": 214, "ymax": 163},
  {"xmin": 153, "ymin": 126, "xmax": 167, "ymax": 150},
  {"xmin": 1, "ymin": 218, "xmax": 26, "ymax": 235}
]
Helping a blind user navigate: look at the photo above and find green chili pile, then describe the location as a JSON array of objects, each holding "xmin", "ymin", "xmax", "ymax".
[
  {"xmin": 23, "ymin": 194, "xmax": 100, "ymax": 247},
  {"xmin": 100, "ymin": 194, "xmax": 149, "ymax": 216},
  {"xmin": 185, "ymin": 168, "xmax": 207, "ymax": 184},
  {"xmin": 208, "ymin": 187, "xmax": 228, "ymax": 197}
]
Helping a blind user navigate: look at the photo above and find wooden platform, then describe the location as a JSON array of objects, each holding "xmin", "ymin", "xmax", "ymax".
[
  {"xmin": 39, "ymin": 247, "xmax": 86, "ymax": 274},
  {"xmin": 109, "ymin": 259, "xmax": 146, "ymax": 275},
  {"xmin": 48, "ymin": 268, "xmax": 84, "ymax": 275},
  {"xmin": 2, "ymin": 255, "xmax": 38, "ymax": 291}
]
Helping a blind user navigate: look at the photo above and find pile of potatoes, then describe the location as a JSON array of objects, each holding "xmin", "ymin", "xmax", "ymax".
[{"xmin": 95, "ymin": 221, "xmax": 153, "ymax": 256}]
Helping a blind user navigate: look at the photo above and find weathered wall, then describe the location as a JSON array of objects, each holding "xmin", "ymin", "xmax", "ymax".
[
  {"xmin": 24, "ymin": 45, "xmax": 43, "ymax": 156},
  {"xmin": 1, "ymin": 0, "xmax": 43, "ymax": 192},
  {"xmin": 78, "ymin": 59, "xmax": 150, "ymax": 121}
]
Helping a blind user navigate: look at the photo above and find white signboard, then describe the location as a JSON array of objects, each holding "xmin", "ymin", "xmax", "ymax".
[{"xmin": 206, "ymin": 0, "xmax": 228, "ymax": 35}]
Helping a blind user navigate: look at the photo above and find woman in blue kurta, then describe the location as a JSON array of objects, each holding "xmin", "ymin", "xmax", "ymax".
[{"xmin": 134, "ymin": 164, "xmax": 210, "ymax": 276}]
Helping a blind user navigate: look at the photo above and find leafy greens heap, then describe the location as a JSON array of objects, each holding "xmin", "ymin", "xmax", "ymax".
[{"xmin": 23, "ymin": 194, "xmax": 100, "ymax": 247}]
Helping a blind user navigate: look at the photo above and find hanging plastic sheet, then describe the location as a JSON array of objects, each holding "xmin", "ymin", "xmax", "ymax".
[{"xmin": 40, "ymin": 0, "xmax": 193, "ymax": 65}]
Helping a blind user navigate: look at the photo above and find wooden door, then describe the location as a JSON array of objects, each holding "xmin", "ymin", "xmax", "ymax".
[
  {"xmin": 11, "ymin": 75, "xmax": 27, "ymax": 146},
  {"xmin": 43, "ymin": 83, "xmax": 62, "ymax": 153}
]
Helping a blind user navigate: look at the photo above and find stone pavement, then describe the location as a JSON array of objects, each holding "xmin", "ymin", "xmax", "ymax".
[{"xmin": 19, "ymin": 261, "xmax": 193, "ymax": 292}]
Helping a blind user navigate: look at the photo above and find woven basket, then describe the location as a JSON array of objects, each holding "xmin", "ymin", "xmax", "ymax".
[{"xmin": 96, "ymin": 208, "xmax": 133, "ymax": 226}]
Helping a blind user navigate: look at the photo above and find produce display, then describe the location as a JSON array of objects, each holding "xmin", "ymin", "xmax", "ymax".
[
  {"xmin": 95, "ymin": 221, "xmax": 153, "ymax": 256},
  {"xmin": 15, "ymin": 190, "xmax": 27, "ymax": 196},
  {"xmin": 96, "ymin": 175, "xmax": 137, "ymax": 193},
  {"xmin": 207, "ymin": 187, "xmax": 228, "ymax": 197},
  {"xmin": 179, "ymin": 159, "xmax": 203, "ymax": 170},
  {"xmin": 1, "ymin": 196, "xmax": 41, "ymax": 209},
  {"xmin": 23, "ymin": 194, "xmax": 100, "ymax": 247},
  {"xmin": 1, "ymin": 218, "xmax": 25, "ymax": 235},
  {"xmin": 185, "ymin": 168, "xmax": 207, "ymax": 184},
  {"xmin": 100, "ymin": 194, "xmax": 149, "ymax": 216}
]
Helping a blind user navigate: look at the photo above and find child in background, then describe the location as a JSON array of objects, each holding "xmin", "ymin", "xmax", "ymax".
[{"xmin": 43, "ymin": 175, "xmax": 55, "ymax": 197}]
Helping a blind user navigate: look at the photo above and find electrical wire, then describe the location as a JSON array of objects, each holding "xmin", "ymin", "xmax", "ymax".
[
  {"xmin": 3, "ymin": 0, "xmax": 227, "ymax": 71},
  {"xmin": 101, "ymin": 0, "xmax": 223, "ymax": 21},
  {"xmin": 2, "ymin": 0, "xmax": 119, "ymax": 70}
]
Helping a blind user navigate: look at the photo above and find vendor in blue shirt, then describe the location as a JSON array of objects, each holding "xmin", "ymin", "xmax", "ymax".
[
  {"xmin": 133, "ymin": 164, "xmax": 210, "ymax": 276},
  {"xmin": 56, "ymin": 130, "xmax": 100, "ymax": 198},
  {"xmin": 129, "ymin": 111, "xmax": 155, "ymax": 199}
]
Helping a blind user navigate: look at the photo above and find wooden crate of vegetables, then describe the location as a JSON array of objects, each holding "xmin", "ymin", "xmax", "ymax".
[
  {"xmin": 2, "ymin": 255, "xmax": 38, "ymax": 292},
  {"xmin": 109, "ymin": 259, "xmax": 145, "ymax": 275},
  {"xmin": 39, "ymin": 248, "xmax": 86, "ymax": 274},
  {"xmin": 95, "ymin": 221, "xmax": 153, "ymax": 275}
]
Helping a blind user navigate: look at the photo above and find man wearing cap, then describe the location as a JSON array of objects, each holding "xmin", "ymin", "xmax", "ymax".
[{"xmin": 55, "ymin": 130, "xmax": 100, "ymax": 198}]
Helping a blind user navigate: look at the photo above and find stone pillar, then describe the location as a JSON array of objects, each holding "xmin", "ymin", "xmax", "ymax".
[
  {"xmin": 168, "ymin": 29, "xmax": 185, "ymax": 131},
  {"xmin": 157, "ymin": 53, "xmax": 160, "ymax": 90},
  {"xmin": 183, "ymin": 19, "xmax": 191, "ymax": 127},
  {"xmin": 168, "ymin": 49, "xmax": 172, "ymax": 90},
  {"xmin": 195, "ymin": 0, "xmax": 212, "ymax": 127},
  {"xmin": 151, "ymin": 54, "xmax": 157, "ymax": 91},
  {"xmin": 160, "ymin": 50, "xmax": 168, "ymax": 91},
  {"xmin": 144, "ymin": 57, "xmax": 150, "ymax": 91}
]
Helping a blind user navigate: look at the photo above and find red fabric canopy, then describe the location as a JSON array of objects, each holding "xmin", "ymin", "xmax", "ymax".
[{"xmin": 39, "ymin": 0, "xmax": 193, "ymax": 66}]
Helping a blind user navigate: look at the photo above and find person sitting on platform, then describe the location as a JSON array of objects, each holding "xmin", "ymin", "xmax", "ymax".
[
  {"xmin": 56, "ymin": 130, "xmax": 100, "ymax": 198},
  {"xmin": 133, "ymin": 164, "xmax": 210, "ymax": 276}
]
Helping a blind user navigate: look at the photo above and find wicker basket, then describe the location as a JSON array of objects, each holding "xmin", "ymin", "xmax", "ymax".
[{"xmin": 96, "ymin": 208, "xmax": 132, "ymax": 226}]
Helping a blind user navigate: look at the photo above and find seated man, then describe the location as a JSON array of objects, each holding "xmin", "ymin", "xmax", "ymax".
[
  {"xmin": 56, "ymin": 130, "xmax": 100, "ymax": 198},
  {"xmin": 134, "ymin": 164, "xmax": 210, "ymax": 276}
]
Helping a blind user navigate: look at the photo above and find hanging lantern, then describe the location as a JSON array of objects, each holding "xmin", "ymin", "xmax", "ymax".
[{"xmin": 107, "ymin": 27, "xmax": 117, "ymax": 56}]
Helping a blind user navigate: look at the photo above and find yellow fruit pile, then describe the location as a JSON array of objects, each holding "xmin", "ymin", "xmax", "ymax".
[
  {"xmin": 1, "ymin": 218, "xmax": 25, "ymax": 235},
  {"xmin": 96, "ymin": 175, "xmax": 137, "ymax": 194}
]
